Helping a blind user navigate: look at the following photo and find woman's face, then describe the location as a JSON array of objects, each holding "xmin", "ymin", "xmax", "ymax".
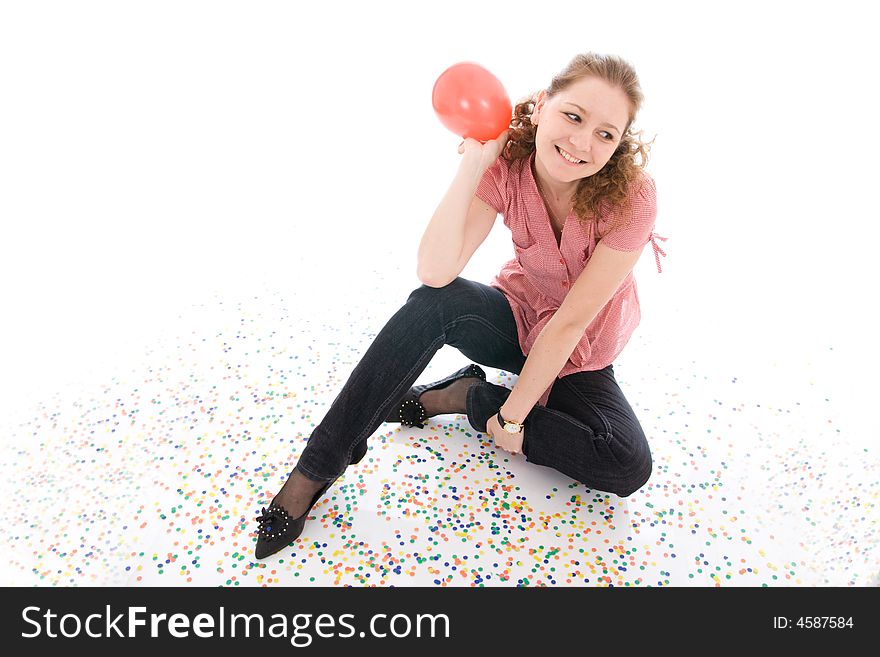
[{"xmin": 532, "ymin": 76, "xmax": 631, "ymax": 186}]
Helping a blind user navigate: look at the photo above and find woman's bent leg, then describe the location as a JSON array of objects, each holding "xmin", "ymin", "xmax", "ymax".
[
  {"xmin": 294, "ymin": 277, "xmax": 524, "ymax": 482},
  {"xmin": 467, "ymin": 365, "xmax": 652, "ymax": 497}
]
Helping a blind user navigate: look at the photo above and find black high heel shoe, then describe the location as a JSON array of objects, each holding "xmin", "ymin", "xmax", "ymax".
[
  {"xmin": 254, "ymin": 477, "xmax": 337, "ymax": 560},
  {"xmin": 384, "ymin": 363, "xmax": 486, "ymax": 428}
]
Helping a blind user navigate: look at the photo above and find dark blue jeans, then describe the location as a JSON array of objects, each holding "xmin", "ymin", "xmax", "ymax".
[{"xmin": 295, "ymin": 277, "xmax": 652, "ymax": 497}]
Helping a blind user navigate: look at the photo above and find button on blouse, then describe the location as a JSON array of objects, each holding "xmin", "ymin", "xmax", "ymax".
[{"xmin": 476, "ymin": 151, "xmax": 665, "ymax": 406}]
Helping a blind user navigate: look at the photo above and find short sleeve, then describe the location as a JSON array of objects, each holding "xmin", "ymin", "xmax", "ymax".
[
  {"xmin": 475, "ymin": 156, "xmax": 509, "ymax": 215},
  {"xmin": 600, "ymin": 175, "xmax": 657, "ymax": 252}
]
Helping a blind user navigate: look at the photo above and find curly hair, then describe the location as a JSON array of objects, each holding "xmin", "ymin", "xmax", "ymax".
[{"xmin": 503, "ymin": 52, "xmax": 655, "ymax": 235}]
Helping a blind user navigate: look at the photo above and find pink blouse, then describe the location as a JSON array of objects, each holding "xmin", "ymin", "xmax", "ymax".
[{"xmin": 476, "ymin": 151, "xmax": 665, "ymax": 407}]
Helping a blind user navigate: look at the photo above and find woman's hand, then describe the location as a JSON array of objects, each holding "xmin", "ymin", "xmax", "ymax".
[
  {"xmin": 487, "ymin": 413, "xmax": 524, "ymax": 456},
  {"xmin": 458, "ymin": 129, "xmax": 510, "ymax": 172}
]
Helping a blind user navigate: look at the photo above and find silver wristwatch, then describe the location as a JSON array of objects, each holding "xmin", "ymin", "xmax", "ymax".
[{"xmin": 497, "ymin": 410, "xmax": 524, "ymax": 434}]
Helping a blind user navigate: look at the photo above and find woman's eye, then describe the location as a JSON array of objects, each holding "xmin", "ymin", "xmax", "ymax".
[{"xmin": 565, "ymin": 113, "xmax": 613, "ymax": 140}]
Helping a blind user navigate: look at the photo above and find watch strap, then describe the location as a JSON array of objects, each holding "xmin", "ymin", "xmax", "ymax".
[{"xmin": 498, "ymin": 410, "xmax": 524, "ymax": 433}]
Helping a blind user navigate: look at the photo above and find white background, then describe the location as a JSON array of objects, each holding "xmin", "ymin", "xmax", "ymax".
[{"xmin": 1, "ymin": 0, "xmax": 877, "ymax": 436}]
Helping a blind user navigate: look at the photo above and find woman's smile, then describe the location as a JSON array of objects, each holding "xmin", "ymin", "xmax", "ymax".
[{"xmin": 555, "ymin": 144, "xmax": 588, "ymax": 166}]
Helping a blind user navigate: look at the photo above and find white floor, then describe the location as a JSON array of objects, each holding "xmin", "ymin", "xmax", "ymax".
[
  {"xmin": 2, "ymin": 1, "xmax": 878, "ymax": 588},
  {"xmin": 1, "ymin": 264, "xmax": 876, "ymax": 587}
]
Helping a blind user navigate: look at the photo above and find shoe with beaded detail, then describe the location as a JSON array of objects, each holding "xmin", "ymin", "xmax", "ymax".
[
  {"xmin": 384, "ymin": 364, "xmax": 486, "ymax": 428},
  {"xmin": 254, "ymin": 477, "xmax": 336, "ymax": 560}
]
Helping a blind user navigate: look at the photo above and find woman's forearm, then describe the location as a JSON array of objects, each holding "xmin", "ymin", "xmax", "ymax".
[
  {"xmin": 416, "ymin": 153, "xmax": 484, "ymax": 286},
  {"xmin": 499, "ymin": 319, "xmax": 585, "ymax": 423}
]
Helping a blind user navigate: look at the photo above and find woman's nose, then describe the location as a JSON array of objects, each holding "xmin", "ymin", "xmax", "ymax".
[{"xmin": 569, "ymin": 134, "xmax": 592, "ymax": 156}]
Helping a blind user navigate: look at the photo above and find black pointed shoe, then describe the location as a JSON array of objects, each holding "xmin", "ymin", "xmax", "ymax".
[
  {"xmin": 384, "ymin": 363, "xmax": 486, "ymax": 428},
  {"xmin": 254, "ymin": 477, "xmax": 336, "ymax": 560}
]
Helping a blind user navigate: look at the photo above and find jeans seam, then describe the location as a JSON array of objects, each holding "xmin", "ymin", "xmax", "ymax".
[
  {"xmin": 537, "ymin": 404, "xmax": 595, "ymax": 429},
  {"xmin": 560, "ymin": 376, "xmax": 614, "ymax": 437},
  {"xmin": 466, "ymin": 381, "xmax": 500, "ymax": 432},
  {"xmin": 295, "ymin": 461, "xmax": 332, "ymax": 482},
  {"xmin": 443, "ymin": 314, "xmax": 521, "ymax": 347}
]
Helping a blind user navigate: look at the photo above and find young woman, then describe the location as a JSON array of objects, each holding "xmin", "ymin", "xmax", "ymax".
[{"xmin": 254, "ymin": 52, "xmax": 666, "ymax": 559}]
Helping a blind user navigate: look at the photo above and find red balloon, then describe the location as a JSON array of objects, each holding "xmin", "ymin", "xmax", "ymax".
[{"xmin": 432, "ymin": 62, "xmax": 512, "ymax": 143}]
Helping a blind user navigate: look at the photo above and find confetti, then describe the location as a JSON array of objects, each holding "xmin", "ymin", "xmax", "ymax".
[{"xmin": 1, "ymin": 271, "xmax": 876, "ymax": 587}]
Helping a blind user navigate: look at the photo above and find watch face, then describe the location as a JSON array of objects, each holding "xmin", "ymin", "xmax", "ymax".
[{"xmin": 504, "ymin": 424, "xmax": 520, "ymax": 434}]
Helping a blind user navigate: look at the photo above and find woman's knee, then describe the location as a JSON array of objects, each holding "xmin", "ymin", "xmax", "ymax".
[
  {"xmin": 405, "ymin": 277, "xmax": 481, "ymax": 317},
  {"xmin": 408, "ymin": 276, "xmax": 465, "ymax": 300},
  {"xmin": 614, "ymin": 451, "xmax": 652, "ymax": 498}
]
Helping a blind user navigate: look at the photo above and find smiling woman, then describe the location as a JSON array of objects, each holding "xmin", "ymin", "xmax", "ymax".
[
  {"xmin": 254, "ymin": 51, "xmax": 665, "ymax": 561},
  {"xmin": 505, "ymin": 52, "xmax": 655, "ymax": 238}
]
